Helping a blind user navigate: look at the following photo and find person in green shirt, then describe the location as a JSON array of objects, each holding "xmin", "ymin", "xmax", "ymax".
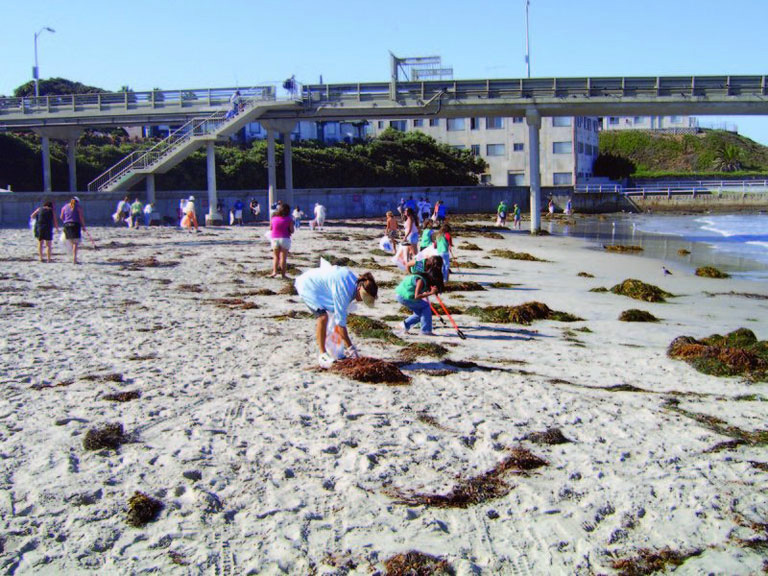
[
  {"xmin": 513, "ymin": 203, "xmax": 522, "ymax": 230},
  {"xmin": 395, "ymin": 257, "xmax": 444, "ymax": 336},
  {"xmin": 418, "ymin": 220, "xmax": 434, "ymax": 251},
  {"xmin": 130, "ymin": 197, "xmax": 144, "ymax": 229},
  {"xmin": 496, "ymin": 201, "xmax": 508, "ymax": 227}
]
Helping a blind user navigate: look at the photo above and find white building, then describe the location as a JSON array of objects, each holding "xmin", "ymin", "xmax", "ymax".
[
  {"xmin": 600, "ymin": 115, "xmax": 699, "ymax": 132},
  {"xmin": 243, "ymin": 115, "xmax": 600, "ymax": 187}
]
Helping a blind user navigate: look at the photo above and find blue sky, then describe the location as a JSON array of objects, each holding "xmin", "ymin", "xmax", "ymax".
[{"xmin": 2, "ymin": 0, "xmax": 767, "ymax": 143}]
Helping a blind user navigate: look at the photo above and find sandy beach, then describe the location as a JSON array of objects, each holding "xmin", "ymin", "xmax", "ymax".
[{"xmin": 1, "ymin": 218, "xmax": 766, "ymax": 575}]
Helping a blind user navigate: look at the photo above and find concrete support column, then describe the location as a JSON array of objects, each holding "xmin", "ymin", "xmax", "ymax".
[
  {"xmin": 283, "ymin": 132, "xmax": 294, "ymax": 206},
  {"xmin": 34, "ymin": 127, "xmax": 82, "ymax": 195},
  {"xmin": 67, "ymin": 138, "xmax": 77, "ymax": 192},
  {"xmin": 146, "ymin": 173, "xmax": 156, "ymax": 204},
  {"xmin": 205, "ymin": 141, "xmax": 222, "ymax": 226},
  {"xmin": 267, "ymin": 128, "xmax": 277, "ymax": 208},
  {"xmin": 526, "ymin": 109, "xmax": 542, "ymax": 234},
  {"xmin": 262, "ymin": 120, "xmax": 297, "ymax": 208},
  {"xmin": 41, "ymin": 135, "xmax": 52, "ymax": 193}
]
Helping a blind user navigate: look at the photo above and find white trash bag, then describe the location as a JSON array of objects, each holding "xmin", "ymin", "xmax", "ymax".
[
  {"xmin": 379, "ymin": 235, "xmax": 393, "ymax": 253},
  {"xmin": 324, "ymin": 312, "xmax": 346, "ymax": 360},
  {"xmin": 391, "ymin": 244, "xmax": 411, "ymax": 271}
]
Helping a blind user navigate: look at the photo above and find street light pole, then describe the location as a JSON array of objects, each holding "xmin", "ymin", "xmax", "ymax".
[
  {"xmin": 525, "ymin": 0, "xmax": 531, "ymax": 78},
  {"xmin": 34, "ymin": 26, "xmax": 55, "ymax": 98}
]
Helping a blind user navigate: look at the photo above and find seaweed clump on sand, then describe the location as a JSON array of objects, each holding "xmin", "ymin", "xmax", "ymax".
[
  {"xmin": 83, "ymin": 423, "xmax": 126, "ymax": 451},
  {"xmin": 460, "ymin": 242, "xmax": 482, "ymax": 251},
  {"xmin": 603, "ymin": 245, "xmax": 643, "ymax": 253},
  {"xmin": 210, "ymin": 298, "xmax": 259, "ymax": 310},
  {"xmin": 348, "ymin": 315, "xmax": 405, "ymax": 344},
  {"xmin": 611, "ymin": 547, "xmax": 702, "ymax": 576},
  {"xmin": 103, "ymin": 390, "xmax": 141, "ymax": 402},
  {"xmin": 465, "ymin": 301, "xmax": 582, "ymax": 325},
  {"xmin": 389, "ymin": 447, "xmax": 546, "ymax": 508},
  {"xmin": 609, "ymin": 279, "xmax": 673, "ymax": 303},
  {"xmin": 678, "ymin": 248, "xmax": 691, "ymax": 256},
  {"xmin": 126, "ymin": 491, "xmax": 164, "ymax": 527},
  {"xmin": 490, "ymin": 249, "xmax": 546, "ymax": 262},
  {"xmin": 619, "ymin": 309, "xmax": 660, "ymax": 323},
  {"xmin": 383, "ymin": 551, "xmax": 455, "ymax": 576},
  {"xmin": 330, "ymin": 357, "xmax": 410, "ymax": 385},
  {"xmin": 399, "ymin": 342, "xmax": 450, "ymax": 362},
  {"xmin": 442, "ymin": 281, "xmax": 486, "ymax": 293},
  {"xmin": 320, "ymin": 254, "xmax": 358, "ymax": 267},
  {"xmin": 577, "ymin": 272, "xmax": 595, "ymax": 278},
  {"xmin": 667, "ymin": 328, "xmax": 768, "ymax": 381},
  {"xmin": 525, "ymin": 428, "xmax": 571, "ymax": 445},
  {"xmin": 695, "ymin": 266, "xmax": 730, "ymax": 279}
]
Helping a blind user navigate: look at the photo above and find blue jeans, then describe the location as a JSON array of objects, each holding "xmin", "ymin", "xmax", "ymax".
[{"xmin": 397, "ymin": 295, "xmax": 432, "ymax": 334}]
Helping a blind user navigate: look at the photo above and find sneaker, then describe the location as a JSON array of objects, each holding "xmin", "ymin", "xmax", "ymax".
[
  {"xmin": 318, "ymin": 352, "xmax": 335, "ymax": 369},
  {"xmin": 395, "ymin": 321, "xmax": 409, "ymax": 338},
  {"xmin": 401, "ymin": 321, "xmax": 409, "ymax": 333}
]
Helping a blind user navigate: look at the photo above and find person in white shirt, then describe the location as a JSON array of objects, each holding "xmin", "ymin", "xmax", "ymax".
[{"xmin": 310, "ymin": 203, "xmax": 327, "ymax": 230}]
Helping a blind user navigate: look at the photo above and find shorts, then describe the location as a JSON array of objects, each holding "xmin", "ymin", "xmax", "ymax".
[
  {"xmin": 407, "ymin": 231, "xmax": 419, "ymax": 245},
  {"xmin": 63, "ymin": 222, "xmax": 81, "ymax": 241},
  {"xmin": 271, "ymin": 237, "xmax": 291, "ymax": 251},
  {"xmin": 234, "ymin": 210, "xmax": 243, "ymax": 219}
]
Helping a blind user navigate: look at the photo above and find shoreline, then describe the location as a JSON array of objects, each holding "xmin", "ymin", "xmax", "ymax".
[{"xmin": 1, "ymin": 223, "xmax": 766, "ymax": 574}]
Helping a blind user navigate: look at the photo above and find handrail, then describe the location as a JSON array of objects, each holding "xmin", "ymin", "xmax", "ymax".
[
  {"xmin": 87, "ymin": 95, "xmax": 269, "ymax": 192},
  {"xmin": 576, "ymin": 179, "xmax": 768, "ymax": 195},
  {"xmin": 0, "ymin": 85, "xmax": 276, "ymax": 116}
]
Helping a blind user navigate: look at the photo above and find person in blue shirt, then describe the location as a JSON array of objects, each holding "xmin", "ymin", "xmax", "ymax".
[
  {"xmin": 295, "ymin": 265, "xmax": 379, "ymax": 368},
  {"xmin": 233, "ymin": 199, "xmax": 245, "ymax": 225}
]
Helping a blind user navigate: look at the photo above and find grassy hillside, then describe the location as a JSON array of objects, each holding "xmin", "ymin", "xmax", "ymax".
[{"xmin": 598, "ymin": 129, "xmax": 768, "ymax": 177}]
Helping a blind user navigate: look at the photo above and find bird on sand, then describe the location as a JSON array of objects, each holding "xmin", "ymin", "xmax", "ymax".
[{"xmin": 662, "ymin": 266, "xmax": 673, "ymax": 276}]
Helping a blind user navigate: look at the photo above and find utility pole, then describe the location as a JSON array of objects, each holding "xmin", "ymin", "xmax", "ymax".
[
  {"xmin": 525, "ymin": 0, "xmax": 531, "ymax": 78},
  {"xmin": 34, "ymin": 26, "xmax": 56, "ymax": 97}
]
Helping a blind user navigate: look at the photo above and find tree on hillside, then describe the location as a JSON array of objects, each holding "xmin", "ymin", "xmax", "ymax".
[
  {"xmin": 712, "ymin": 142, "xmax": 743, "ymax": 172},
  {"xmin": 592, "ymin": 153, "xmax": 636, "ymax": 180},
  {"xmin": 14, "ymin": 78, "xmax": 106, "ymax": 97}
]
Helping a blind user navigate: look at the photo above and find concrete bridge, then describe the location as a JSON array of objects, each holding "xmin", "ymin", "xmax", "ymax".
[{"xmin": 2, "ymin": 75, "xmax": 767, "ymax": 230}]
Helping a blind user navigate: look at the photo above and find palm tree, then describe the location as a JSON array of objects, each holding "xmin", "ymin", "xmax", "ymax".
[{"xmin": 712, "ymin": 142, "xmax": 742, "ymax": 172}]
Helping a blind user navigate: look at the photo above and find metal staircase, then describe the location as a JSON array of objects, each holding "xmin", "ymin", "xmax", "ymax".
[{"xmin": 88, "ymin": 96, "xmax": 273, "ymax": 192}]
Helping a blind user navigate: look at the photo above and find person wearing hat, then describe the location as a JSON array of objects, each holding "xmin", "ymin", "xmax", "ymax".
[
  {"xmin": 295, "ymin": 264, "xmax": 378, "ymax": 368},
  {"xmin": 181, "ymin": 195, "xmax": 199, "ymax": 231},
  {"xmin": 60, "ymin": 196, "xmax": 86, "ymax": 264}
]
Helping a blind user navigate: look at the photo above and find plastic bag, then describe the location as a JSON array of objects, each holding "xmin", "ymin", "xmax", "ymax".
[
  {"xmin": 59, "ymin": 230, "xmax": 67, "ymax": 244},
  {"xmin": 391, "ymin": 244, "xmax": 411, "ymax": 271},
  {"xmin": 414, "ymin": 245, "xmax": 438, "ymax": 261},
  {"xmin": 263, "ymin": 229, "xmax": 272, "ymax": 241},
  {"xmin": 379, "ymin": 235, "xmax": 393, "ymax": 253},
  {"xmin": 324, "ymin": 313, "xmax": 346, "ymax": 360}
]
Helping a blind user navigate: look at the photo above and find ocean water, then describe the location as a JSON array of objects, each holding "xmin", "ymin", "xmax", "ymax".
[{"xmin": 545, "ymin": 212, "xmax": 768, "ymax": 282}]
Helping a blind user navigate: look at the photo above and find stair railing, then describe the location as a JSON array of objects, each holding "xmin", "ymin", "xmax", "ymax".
[{"xmin": 87, "ymin": 95, "xmax": 266, "ymax": 191}]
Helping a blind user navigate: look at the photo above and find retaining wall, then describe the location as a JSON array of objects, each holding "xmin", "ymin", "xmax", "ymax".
[{"xmin": 0, "ymin": 186, "xmax": 534, "ymax": 227}]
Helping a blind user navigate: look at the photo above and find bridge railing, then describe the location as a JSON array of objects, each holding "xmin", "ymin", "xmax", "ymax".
[
  {"xmin": 300, "ymin": 75, "xmax": 768, "ymax": 104},
  {"xmin": 0, "ymin": 86, "xmax": 276, "ymax": 117}
]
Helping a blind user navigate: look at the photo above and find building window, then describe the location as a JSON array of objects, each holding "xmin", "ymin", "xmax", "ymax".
[
  {"xmin": 633, "ymin": 116, "xmax": 645, "ymax": 124},
  {"xmin": 470, "ymin": 144, "xmax": 481, "ymax": 156},
  {"xmin": 578, "ymin": 142, "xmax": 584, "ymax": 154},
  {"xmin": 480, "ymin": 174, "xmax": 492, "ymax": 184},
  {"xmin": 452, "ymin": 145, "xmax": 466, "ymax": 150},
  {"xmin": 413, "ymin": 119, "xmax": 424, "ymax": 127},
  {"xmin": 377, "ymin": 121, "xmax": 384, "ymax": 129},
  {"xmin": 486, "ymin": 143, "xmax": 505, "ymax": 156},
  {"xmin": 508, "ymin": 172, "xmax": 525, "ymax": 186},
  {"xmin": 390, "ymin": 120, "xmax": 406, "ymax": 131},
  {"xmin": 553, "ymin": 172, "xmax": 572, "ymax": 185},
  {"xmin": 429, "ymin": 118, "xmax": 440, "ymax": 127},
  {"xmin": 513, "ymin": 142, "xmax": 524, "ymax": 152},
  {"xmin": 512, "ymin": 117, "xmax": 524, "ymax": 124},
  {"xmin": 553, "ymin": 116, "xmax": 572, "ymax": 127},
  {"xmin": 486, "ymin": 117, "xmax": 503, "ymax": 129},
  {"xmin": 608, "ymin": 117, "xmax": 619, "ymax": 125},
  {"xmin": 447, "ymin": 118, "xmax": 466, "ymax": 131},
  {"xmin": 584, "ymin": 118, "xmax": 591, "ymax": 130},
  {"xmin": 553, "ymin": 141, "xmax": 572, "ymax": 154},
  {"xmin": 470, "ymin": 117, "xmax": 480, "ymax": 130},
  {"xmin": 670, "ymin": 115, "xmax": 682, "ymax": 124}
]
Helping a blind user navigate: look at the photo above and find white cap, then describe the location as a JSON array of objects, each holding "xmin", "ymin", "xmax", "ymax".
[{"xmin": 189, "ymin": 196, "xmax": 195, "ymax": 201}]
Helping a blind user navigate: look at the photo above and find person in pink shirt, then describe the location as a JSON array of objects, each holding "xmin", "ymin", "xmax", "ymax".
[{"xmin": 269, "ymin": 203, "xmax": 295, "ymax": 278}]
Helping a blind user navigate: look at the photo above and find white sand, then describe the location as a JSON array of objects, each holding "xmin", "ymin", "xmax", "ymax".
[{"xmin": 1, "ymin": 220, "xmax": 766, "ymax": 574}]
